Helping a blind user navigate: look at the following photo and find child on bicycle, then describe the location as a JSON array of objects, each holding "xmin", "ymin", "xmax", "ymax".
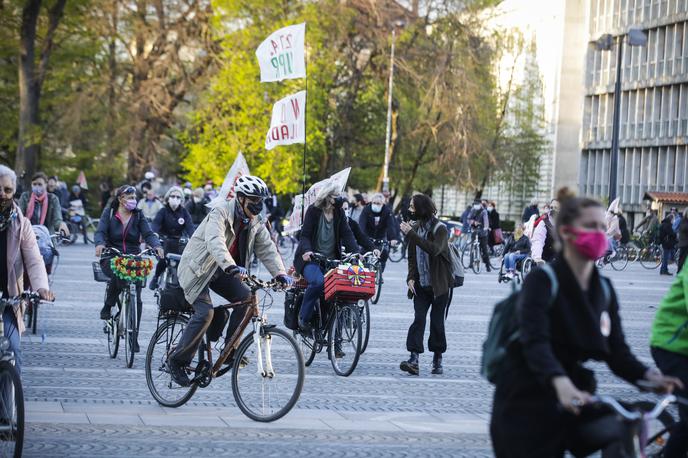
[{"xmin": 650, "ymin": 260, "xmax": 688, "ymax": 457}]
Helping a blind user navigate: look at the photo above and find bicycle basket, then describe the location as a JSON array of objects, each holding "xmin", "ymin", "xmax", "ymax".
[
  {"xmin": 92, "ymin": 262, "xmax": 110, "ymax": 283},
  {"xmin": 324, "ymin": 265, "xmax": 375, "ymax": 302}
]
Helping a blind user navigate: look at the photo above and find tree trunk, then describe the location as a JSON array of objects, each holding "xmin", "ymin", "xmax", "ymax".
[{"xmin": 16, "ymin": 0, "xmax": 41, "ymax": 187}]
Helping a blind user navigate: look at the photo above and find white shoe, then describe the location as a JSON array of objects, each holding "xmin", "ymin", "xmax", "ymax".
[{"xmin": 504, "ymin": 272, "xmax": 514, "ymax": 280}]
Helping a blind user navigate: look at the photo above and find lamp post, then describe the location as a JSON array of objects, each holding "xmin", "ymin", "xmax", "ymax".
[
  {"xmin": 595, "ymin": 28, "xmax": 647, "ymax": 203},
  {"xmin": 382, "ymin": 20, "xmax": 405, "ymax": 193}
]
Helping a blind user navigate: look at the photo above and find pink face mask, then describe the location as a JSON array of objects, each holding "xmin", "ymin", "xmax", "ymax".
[{"xmin": 567, "ymin": 227, "xmax": 608, "ymax": 261}]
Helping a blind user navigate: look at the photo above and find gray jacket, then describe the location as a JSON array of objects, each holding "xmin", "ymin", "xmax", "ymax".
[{"xmin": 177, "ymin": 198, "xmax": 286, "ymax": 304}]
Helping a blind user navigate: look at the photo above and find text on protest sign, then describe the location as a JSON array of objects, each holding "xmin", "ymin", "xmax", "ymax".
[
  {"xmin": 265, "ymin": 90, "xmax": 306, "ymax": 150},
  {"xmin": 256, "ymin": 23, "xmax": 306, "ymax": 82}
]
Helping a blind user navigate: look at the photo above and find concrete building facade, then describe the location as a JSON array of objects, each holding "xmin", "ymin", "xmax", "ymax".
[{"xmin": 579, "ymin": 0, "xmax": 688, "ymax": 224}]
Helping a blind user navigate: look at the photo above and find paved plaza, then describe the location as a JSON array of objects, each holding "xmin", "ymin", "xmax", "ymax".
[{"xmin": 22, "ymin": 244, "xmax": 676, "ymax": 457}]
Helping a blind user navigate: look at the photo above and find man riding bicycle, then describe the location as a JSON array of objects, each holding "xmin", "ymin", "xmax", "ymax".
[
  {"xmin": 467, "ymin": 200, "xmax": 491, "ymax": 272},
  {"xmin": 359, "ymin": 192, "xmax": 399, "ymax": 280},
  {"xmin": 168, "ymin": 175, "xmax": 291, "ymax": 387},
  {"xmin": 293, "ymin": 183, "xmax": 361, "ymax": 332}
]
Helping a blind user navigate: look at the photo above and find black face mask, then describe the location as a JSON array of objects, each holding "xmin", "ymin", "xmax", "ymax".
[
  {"xmin": 332, "ymin": 197, "xmax": 346, "ymax": 209},
  {"xmin": 407, "ymin": 210, "xmax": 417, "ymax": 221},
  {"xmin": 245, "ymin": 199, "xmax": 263, "ymax": 216}
]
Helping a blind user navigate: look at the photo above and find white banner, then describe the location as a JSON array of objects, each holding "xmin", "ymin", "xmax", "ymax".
[
  {"xmin": 284, "ymin": 167, "xmax": 351, "ymax": 233},
  {"xmin": 256, "ymin": 23, "xmax": 306, "ymax": 82},
  {"xmin": 265, "ymin": 90, "xmax": 306, "ymax": 151},
  {"xmin": 207, "ymin": 152, "xmax": 251, "ymax": 208}
]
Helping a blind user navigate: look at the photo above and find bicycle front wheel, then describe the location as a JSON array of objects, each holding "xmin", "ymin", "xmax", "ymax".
[
  {"xmin": 388, "ymin": 245, "xmax": 403, "ymax": 263},
  {"xmin": 461, "ymin": 245, "xmax": 471, "ymax": 269},
  {"xmin": 125, "ymin": 292, "xmax": 136, "ymax": 368},
  {"xmin": 107, "ymin": 315, "xmax": 119, "ymax": 359},
  {"xmin": 328, "ymin": 304, "xmax": 362, "ymax": 377},
  {"xmin": 232, "ymin": 327, "xmax": 305, "ymax": 422},
  {"xmin": 640, "ymin": 246, "xmax": 662, "ymax": 269},
  {"xmin": 145, "ymin": 316, "xmax": 198, "ymax": 407},
  {"xmin": 0, "ymin": 361, "xmax": 24, "ymax": 458},
  {"xmin": 371, "ymin": 268, "xmax": 382, "ymax": 305},
  {"xmin": 471, "ymin": 245, "xmax": 481, "ymax": 275},
  {"xmin": 359, "ymin": 300, "xmax": 371, "ymax": 354}
]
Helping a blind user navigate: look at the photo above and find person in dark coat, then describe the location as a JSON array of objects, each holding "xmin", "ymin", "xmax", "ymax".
[
  {"xmin": 342, "ymin": 199, "xmax": 377, "ymax": 254},
  {"xmin": 94, "ymin": 185, "xmax": 163, "ymax": 350},
  {"xmin": 490, "ymin": 188, "xmax": 681, "ymax": 458},
  {"xmin": 678, "ymin": 209, "xmax": 688, "ymax": 272},
  {"xmin": 293, "ymin": 183, "xmax": 360, "ymax": 331},
  {"xmin": 149, "ymin": 186, "xmax": 195, "ymax": 290},
  {"xmin": 399, "ymin": 194, "xmax": 453, "ymax": 376},
  {"xmin": 660, "ymin": 215, "xmax": 678, "ymax": 276},
  {"xmin": 185, "ymin": 187, "xmax": 209, "ymax": 227},
  {"xmin": 358, "ymin": 193, "xmax": 400, "ymax": 277},
  {"xmin": 617, "ymin": 211, "xmax": 630, "ymax": 245},
  {"xmin": 487, "ymin": 201, "xmax": 501, "ymax": 248},
  {"xmin": 522, "ymin": 198, "xmax": 540, "ymax": 223}
]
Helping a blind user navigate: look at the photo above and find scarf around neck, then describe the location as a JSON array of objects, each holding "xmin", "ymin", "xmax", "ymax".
[
  {"xmin": 26, "ymin": 192, "xmax": 49, "ymax": 226},
  {"xmin": 0, "ymin": 203, "xmax": 17, "ymax": 232}
]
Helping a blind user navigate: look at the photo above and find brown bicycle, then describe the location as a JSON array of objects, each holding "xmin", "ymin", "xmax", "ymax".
[{"xmin": 144, "ymin": 275, "xmax": 305, "ymax": 422}]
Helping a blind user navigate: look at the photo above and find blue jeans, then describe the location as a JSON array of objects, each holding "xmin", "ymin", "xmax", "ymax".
[
  {"xmin": 504, "ymin": 253, "xmax": 528, "ymax": 271},
  {"xmin": 661, "ymin": 246, "xmax": 674, "ymax": 273},
  {"xmin": 300, "ymin": 263, "xmax": 324, "ymax": 323}
]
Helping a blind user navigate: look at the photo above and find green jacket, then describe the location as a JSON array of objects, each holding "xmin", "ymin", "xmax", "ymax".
[{"xmin": 650, "ymin": 266, "xmax": 688, "ymax": 356}]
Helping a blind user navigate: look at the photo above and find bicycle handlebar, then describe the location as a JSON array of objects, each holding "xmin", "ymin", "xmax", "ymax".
[
  {"xmin": 586, "ymin": 394, "xmax": 680, "ymax": 421},
  {"xmin": 310, "ymin": 252, "xmax": 362, "ymax": 268},
  {"xmin": 0, "ymin": 292, "xmax": 46, "ymax": 308},
  {"xmin": 101, "ymin": 246, "xmax": 160, "ymax": 259}
]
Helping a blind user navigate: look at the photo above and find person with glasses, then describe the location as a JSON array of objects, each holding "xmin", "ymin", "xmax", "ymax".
[
  {"xmin": 148, "ymin": 186, "xmax": 195, "ymax": 290},
  {"xmin": 167, "ymin": 176, "xmax": 292, "ymax": 387},
  {"xmin": 95, "ymin": 185, "xmax": 163, "ymax": 350}
]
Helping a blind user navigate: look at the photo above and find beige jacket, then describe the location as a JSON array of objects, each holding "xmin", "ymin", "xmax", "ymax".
[
  {"xmin": 4, "ymin": 205, "xmax": 50, "ymax": 334},
  {"xmin": 177, "ymin": 198, "xmax": 286, "ymax": 304}
]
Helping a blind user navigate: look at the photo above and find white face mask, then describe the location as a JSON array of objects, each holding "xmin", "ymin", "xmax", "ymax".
[
  {"xmin": 371, "ymin": 204, "xmax": 383, "ymax": 213},
  {"xmin": 473, "ymin": 204, "xmax": 482, "ymax": 210},
  {"xmin": 168, "ymin": 196, "xmax": 181, "ymax": 209},
  {"xmin": 193, "ymin": 197, "xmax": 202, "ymax": 203},
  {"xmin": 488, "ymin": 207, "xmax": 494, "ymax": 212}
]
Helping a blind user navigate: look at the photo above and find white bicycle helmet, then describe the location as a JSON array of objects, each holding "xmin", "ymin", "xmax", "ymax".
[{"xmin": 235, "ymin": 175, "xmax": 270, "ymax": 198}]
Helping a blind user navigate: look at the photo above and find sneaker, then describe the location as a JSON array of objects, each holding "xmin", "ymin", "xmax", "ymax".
[
  {"xmin": 168, "ymin": 358, "xmax": 191, "ymax": 387},
  {"xmin": 504, "ymin": 272, "xmax": 514, "ymax": 280},
  {"xmin": 335, "ymin": 346, "xmax": 345, "ymax": 359},
  {"xmin": 298, "ymin": 317, "xmax": 312, "ymax": 333},
  {"xmin": 660, "ymin": 271, "xmax": 673, "ymax": 276},
  {"xmin": 486, "ymin": 264, "xmax": 493, "ymax": 272},
  {"xmin": 400, "ymin": 352, "xmax": 419, "ymax": 376},
  {"xmin": 100, "ymin": 305, "xmax": 111, "ymax": 320}
]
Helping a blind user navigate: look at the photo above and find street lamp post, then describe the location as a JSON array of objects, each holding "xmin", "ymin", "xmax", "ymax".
[
  {"xmin": 596, "ymin": 28, "xmax": 647, "ymax": 203},
  {"xmin": 382, "ymin": 20, "xmax": 405, "ymax": 193}
]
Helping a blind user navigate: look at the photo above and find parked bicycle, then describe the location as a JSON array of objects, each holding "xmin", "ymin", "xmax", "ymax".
[
  {"xmin": 291, "ymin": 252, "xmax": 373, "ymax": 376},
  {"xmin": 94, "ymin": 247, "xmax": 156, "ymax": 368},
  {"xmin": 1, "ymin": 292, "xmax": 44, "ymax": 458},
  {"xmin": 145, "ymin": 275, "xmax": 304, "ymax": 422}
]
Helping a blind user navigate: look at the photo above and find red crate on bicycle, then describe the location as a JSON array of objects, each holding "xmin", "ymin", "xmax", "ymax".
[{"xmin": 324, "ymin": 265, "xmax": 376, "ymax": 302}]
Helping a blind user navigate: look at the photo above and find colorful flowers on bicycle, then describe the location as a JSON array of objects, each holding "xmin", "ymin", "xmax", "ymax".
[
  {"xmin": 347, "ymin": 265, "xmax": 366, "ymax": 286},
  {"xmin": 110, "ymin": 256, "xmax": 153, "ymax": 282}
]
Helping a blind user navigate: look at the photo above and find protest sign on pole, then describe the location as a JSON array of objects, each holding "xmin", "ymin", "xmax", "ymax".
[
  {"xmin": 256, "ymin": 23, "xmax": 306, "ymax": 82},
  {"xmin": 77, "ymin": 171, "xmax": 88, "ymax": 190},
  {"xmin": 265, "ymin": 90, "xmax": 306, "ymax": 151},
  {"xmin": 284, "ymin": 167, "xmax": 351, "ymax": 233},
  {"xmin": 207, "ymin": 152, "xmax": 251, "ymax": 208}
]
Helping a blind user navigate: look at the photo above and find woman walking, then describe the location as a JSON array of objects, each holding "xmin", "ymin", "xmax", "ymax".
[{"xmin": 399, "ymin": 194, "xmax": 453, "ymax": 376}]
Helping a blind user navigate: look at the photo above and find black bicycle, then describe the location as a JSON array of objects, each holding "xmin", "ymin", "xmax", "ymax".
[
  {"xmin": 292, "ymin": 252, "xmax": 371, "ymax": 376},
  {"xmin": 369, "ymin": 239, "xmax": 389, "ymax": 305},
  {"xmin": 96, "ymin": 247, "xmax": 156, "ymax": 368}
]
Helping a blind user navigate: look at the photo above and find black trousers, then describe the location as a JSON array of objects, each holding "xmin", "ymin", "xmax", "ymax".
[
  {"xmin": 678, "ymin": 246, "xmax": 687, "ymax": 273},
  {"xmin": 101, "ymin": 257, "xmax": 143, "ymax": 327},
  {"xmin": 651, "ymin": 346, "xmax": 688, "ymax": 458},
  {"xmin": 171, "ymin": 268, "xmax": 250, "ymax": 364},
  {"xmin": 153, "ymin": 238, "xmax": 182, "ymax": 279},
  {"xmin": 406, "ymin": 286, "xmax": 448, "ymax": 354}
]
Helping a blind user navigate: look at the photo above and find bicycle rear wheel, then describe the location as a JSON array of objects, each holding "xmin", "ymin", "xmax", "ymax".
[
  {"xmin": 145, "ymin": 316, "xmax": 198, "ymax": 407},
  {"xmin": 359, "ymin": 300, "xmax": 371, "ymax": 354},
  {"xmin": 610, "ymin": 247, "xmax": 629, "ymax": 271},
  {"xmin": 371, "ymin": 268, "xmax": 382, "ymax": 305},
  {"xmin": 0, "ymin": 361, "xmax": 24, "ymax": 458},
  {"xmin": 328, "ymin": 304, "xmax": 362, "ymax": 377},
  {"xmin": 125, "ymin": 291, "xmax": 136, "ymax": 368},
  {"xmin": 232, "ymin": 327, "xmax": 305, "ymax": 422}
]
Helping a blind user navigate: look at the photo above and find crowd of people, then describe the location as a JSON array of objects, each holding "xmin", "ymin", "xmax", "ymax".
[{"xmin": 3, "ymin": 160, "xmax": 688, "ymax": 457}]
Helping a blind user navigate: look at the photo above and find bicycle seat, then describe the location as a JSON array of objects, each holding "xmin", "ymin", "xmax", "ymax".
[{"xmin": 166, "ymin": 253, "xmax": 182, "ymax": 262}]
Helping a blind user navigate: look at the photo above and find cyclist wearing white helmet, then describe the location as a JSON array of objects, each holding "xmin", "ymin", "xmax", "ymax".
[{"xmin": 169, "ymin": 175, "xmax": 292, "ymax": 387}]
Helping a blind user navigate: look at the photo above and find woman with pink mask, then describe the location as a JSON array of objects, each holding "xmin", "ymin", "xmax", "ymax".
[{"xmin": 490, "ymin": 188, "xmax": 682, "ymax": 457}]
